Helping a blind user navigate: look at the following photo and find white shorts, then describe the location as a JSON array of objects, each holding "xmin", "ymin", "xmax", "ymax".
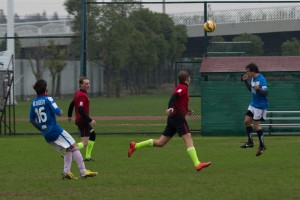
[
  {"xmin": 49, "ymin": 130, "xmax": 76, "ymax": 152},
  {"xmin": 247, "ymin": 105, "xmax": 267, "ymax": 121}
]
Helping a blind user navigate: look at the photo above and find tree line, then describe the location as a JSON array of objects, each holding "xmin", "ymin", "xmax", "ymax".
[
  {"xmin": 65, "ymin": 0, "xmax": 188, "ymax": 97},
  {"xmin": 208, "ymin": 34, "xmax": 300, "ymax": 56},
  {"xmin": 1, "ymin": 0, "xmax": 300, "ymax": 98},
  {"xmin": 0, "ymin": 9, "xmax": 63, "ymax": 24}
]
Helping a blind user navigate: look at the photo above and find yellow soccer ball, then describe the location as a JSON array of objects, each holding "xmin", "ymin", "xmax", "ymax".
[{"xmin": 203, "ymin": 20, "xmax": 216, "ymax": 32}]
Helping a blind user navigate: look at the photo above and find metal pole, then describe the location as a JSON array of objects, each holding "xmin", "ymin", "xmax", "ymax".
[
  {"xmin": 80, "ymin": 0, "xmax": 87, "ymax": 76},
  {"xmin": 204, "ymin": 2, "xmax": 208, "ymax": 57},
  {"xmin": 7, "ymin": 0, "xmax": 15, "ymax": 105}
]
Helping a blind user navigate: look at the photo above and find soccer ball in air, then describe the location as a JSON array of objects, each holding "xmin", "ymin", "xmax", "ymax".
[{"xmin": 203, "ymin": 20, "xmax": 216, "ymax": 32}]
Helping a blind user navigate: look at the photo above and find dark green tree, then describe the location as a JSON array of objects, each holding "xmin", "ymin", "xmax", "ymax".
[
  {"xmin": 127, "ymin": 9, "xmax": 187, "ymax": 90},
  {"xmin": 51, "ymin": 12, "xmax": 60, "ymax": 21},
  {"xmin": 0, "ymin": 33, "xmax": 22, "ymax": 58},
  {"xmin": 232, "ymin": 33, "xmax": 263, "ymax": 56},
  {"xmin": 64, "ymin": 0, "xmax": 188, "ymax": 97},
  {"xmin": 127, "ymin": 8, "xmax": 161, "ymax": 94},
  {"xmin": 281, "ymin": 38, "xmax": 300, "ymax": 55},
  {"xmin": 0, "ymin": 9, "xmax": 7, "ymax": 24},
  {"xmin": 207, "ymin": 36, "xmax": 229, "ymax": 56}
]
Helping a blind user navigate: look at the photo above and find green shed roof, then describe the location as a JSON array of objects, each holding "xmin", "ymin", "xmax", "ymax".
[{"xmin": 200, "ymin": 56, "xmax": 300, "ymax": 73}]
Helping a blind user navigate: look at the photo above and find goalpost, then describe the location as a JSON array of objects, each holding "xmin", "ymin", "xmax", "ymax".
[{"xmin": 0, "ymin": 50, "xmax": 15, "ymax": 135}]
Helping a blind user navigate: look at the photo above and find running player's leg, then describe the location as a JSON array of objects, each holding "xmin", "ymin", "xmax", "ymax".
[
  {"xmin": 128, "ymin": 122, "xmax": 174, "ymax": 157},
  {"xmin": 182, "ymin": 134, "xmax": 211, "ymax": 171},
  {"xmin": 77, "ymin": 125, "xmax": 90, "ymax": 151},
  {"xmin": 251, "ymin": 108, "xmax": 267, "ymax": 156},
  {"xmin": 128, "ymin": 135, "xmax": 171, "ymax": 157},
  {"xmin": 178, "ymin": 119, "xmax": 211, "ymax": 171},
  {"xmin": 241, "ymin": 109, "xmax": 254, "ymax": 148},
  {"xmin": 64, "ymin": 149, "xmax": 72, "ymax": 173},
  {"xmin": 85, "ymin": 126, "xmax": 96, "ymax": 160}
]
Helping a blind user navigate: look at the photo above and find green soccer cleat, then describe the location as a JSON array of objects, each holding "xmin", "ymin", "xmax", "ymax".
[
  {"xmin": 81, "ymin": 170, "xmax": 98, "ymax": 179},
  {"xmin": 62, "ymin": 172, "xmax": 78, "ymax": 180}
]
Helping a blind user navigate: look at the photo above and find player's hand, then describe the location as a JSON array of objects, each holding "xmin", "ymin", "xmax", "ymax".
[
  {"xmin": 254, "ymin": 83, "xmax": 260, "ymax": 90},
  {"xmin": 187, "ymin": 109, "xmax": 193, "ymax": 116},
  {"xmin": 67, "ymin": 117, "xmax": 72, "ymax": 122},
  {"xmin": 90, "ymin": 119, "xmax": 96, "ymax": 126},
  {"xmin": 166, "ymin": 108, "xmax": 174, "ymax": 115},
  {"xmin": 241, "ymin": 74, "xmax": 248, "ymax": 81}
]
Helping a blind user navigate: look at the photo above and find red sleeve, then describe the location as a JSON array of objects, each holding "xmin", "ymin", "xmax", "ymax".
[
  {"xmin": 76, "ymin": 95, "xmax": 88, "ymax": 107},
  {"xmin": 174, "ymin": 85, "xmax": 187, "ymax": 97}
]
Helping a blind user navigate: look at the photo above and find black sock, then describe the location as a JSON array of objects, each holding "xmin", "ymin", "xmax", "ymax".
[
  {"xmin": 256, "ymin": 129, "xmax": 265, "ymax": 147},
  {"xmin": 246, "ymin": 126, "xmax": 253, "ymax": 144}
]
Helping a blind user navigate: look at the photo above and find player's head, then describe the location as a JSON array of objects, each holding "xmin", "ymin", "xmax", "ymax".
[
  {"xmin": 178, "ymin": 70, "xmax": 190, "ymax": 84},
  {"xmin": 79, "ymin": 76, "xmax": 90, "ymax": 91},
  {"xmin": 33, "ymin": 79, "xmax": 47, "ymax": 95},
  {"xmin": 246, "ymin": 63, "xmax": 259, "ymax": 73}
]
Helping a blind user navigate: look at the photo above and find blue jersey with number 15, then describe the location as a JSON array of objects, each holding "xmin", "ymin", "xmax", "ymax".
[{"xmin": 29, "ymin": 95, "xmax": 63, "ymax": 143}]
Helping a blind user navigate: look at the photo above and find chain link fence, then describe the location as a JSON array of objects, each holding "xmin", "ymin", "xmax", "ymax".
[{"xmin": 0, "ymin": 1, "xmax": 300, "ymax": 134}]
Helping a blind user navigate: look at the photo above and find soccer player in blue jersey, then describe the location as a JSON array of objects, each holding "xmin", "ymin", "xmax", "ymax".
[
  {"xmin": 128, "ymin": 70, "xmax": 211, "ymax": 171},
  {"xmin": 241, "ymin": 63, "xmax": 268, "ymax": 156},
  {"xmin": 29, "ymin": 79, "xmax": 98, "ymax": 179}
]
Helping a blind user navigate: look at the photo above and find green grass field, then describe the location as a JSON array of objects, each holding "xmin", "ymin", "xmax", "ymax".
[
  {"xmin": 0, "ymin": 134, "xmax": 299, "ymax": 200},
  {"xmin": 11, "ymin": 95, "xmax": 201, "ymax": 134}
]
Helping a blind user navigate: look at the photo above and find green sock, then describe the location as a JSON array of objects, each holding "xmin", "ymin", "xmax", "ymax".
[
  {"xmin": 187, "ymin": 147, "xmax": 200, "ymax": 167},
  {"xmin": 135, "ymin": 139, "xmax": 153, "ymax": 149},
  {"xmin": 78, "ymin": 142, "xmax": 84, "ymax": 150},
  {"xmin": 86, "ymin": 140, "xmax": 95, "ymax": 159}
]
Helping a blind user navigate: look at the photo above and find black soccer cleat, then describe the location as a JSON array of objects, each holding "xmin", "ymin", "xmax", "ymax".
[
  {"xmin": 240, "ymin": 142, "xmax": 254, "ymax": 148},
  {"xmin": 84, "ymin": 158, "xmax": 95, "ymax": 162},
  {"xmin": 256, "ymin": 146, "xmax": 267, "ymax": 156}
]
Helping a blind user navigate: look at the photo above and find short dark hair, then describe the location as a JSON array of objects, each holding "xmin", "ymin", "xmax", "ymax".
[
  {"xmin": 79, "ymin": 76, "xmax": 88, "ymax": 85},
  {"xmin": 33, "ymin": 79, "xmax": 47, "ymax": 95},
  {"xmin": 178, "ymin": 70, "xmax": 190, "ymax": 83},
  {"xmin": 246, "ymin": 63, "xmax": 259, "ymax": 73}
]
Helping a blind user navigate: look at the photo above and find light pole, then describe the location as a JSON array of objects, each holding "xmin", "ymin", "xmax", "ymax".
[
  {"xmin": 7, "ymin": 0, "xmax": 15, "ymax": 105},
  {"xmin": 80, "ymin": 0, "xmax": 87, "ymax": 76},
  {"xmin": 7, "ymin": 0, "xmax": 14, "ymax": 55}
]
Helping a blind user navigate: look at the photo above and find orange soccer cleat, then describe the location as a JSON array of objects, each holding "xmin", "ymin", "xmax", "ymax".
[
  {"xmin": 128, "ymin": 142, "xmax": 136, "ymax": 158},
  {"xmin": 195, "ymin": 162, "xmax": 212, "ymax": 171}
]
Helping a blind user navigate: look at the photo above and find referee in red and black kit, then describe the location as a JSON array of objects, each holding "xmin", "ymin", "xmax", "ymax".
[{"xmin": 68, "ymin": 76, "xmax": 96, "ymax": 161}]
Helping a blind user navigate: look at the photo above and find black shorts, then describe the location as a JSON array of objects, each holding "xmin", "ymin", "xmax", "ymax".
[
  {"xmin": 163, "ymin": 117, "xmax": 190, "ymax": 137},
  {"xmin": 78, "ymin": 124, "xmax": 92, "ymax": 137}
]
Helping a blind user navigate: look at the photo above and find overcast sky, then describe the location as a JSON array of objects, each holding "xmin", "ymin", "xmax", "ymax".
[
  {"xmin": 1, "ymin": 0, "xmax": 299, "ymax": 17},
  {"xmin": 0, "ymin": 0, "xmax": 68, "ymax": 16}
]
